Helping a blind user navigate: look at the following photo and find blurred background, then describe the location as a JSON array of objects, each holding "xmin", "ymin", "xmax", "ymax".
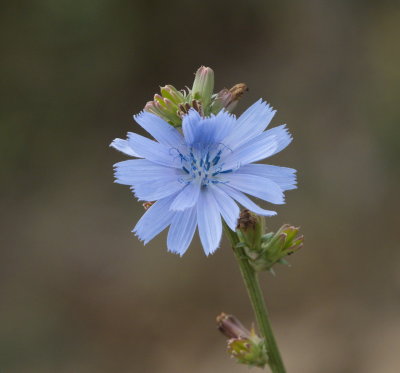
[{"xmin": 1, "ymin": 1, "xmax": 400, "ymax": 372}]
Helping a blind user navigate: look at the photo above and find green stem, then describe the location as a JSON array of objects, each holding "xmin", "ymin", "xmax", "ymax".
[{"xmin": 224, "ymin": 225, "xmax": 286, "ymax": 373}]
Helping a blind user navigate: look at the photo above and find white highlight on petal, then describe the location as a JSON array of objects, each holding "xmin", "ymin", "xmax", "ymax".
[{"xmin": 110, "ymin": 138, "xmax": 140, "ymax": 157}]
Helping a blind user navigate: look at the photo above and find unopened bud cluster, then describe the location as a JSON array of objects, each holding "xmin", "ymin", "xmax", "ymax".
[
  {"xmin": 217, "ymin": 313, "xmax": 268, "ymax": 368},
  {"xmin": 236, "ymin": 210, "xmax": 304, "ymax": 272},
  {"xmin": 144, "ymin": 66, "xmax": 248, "ymax": 127}
]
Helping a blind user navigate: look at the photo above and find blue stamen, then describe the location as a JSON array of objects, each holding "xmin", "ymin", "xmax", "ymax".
[
  {"xmin": 219, "ymin": 169, "xmax": 233, "ymax": 174},
  {"xmin": 212, "ymin": 150, "xmax": 222, "ymax": 166}
]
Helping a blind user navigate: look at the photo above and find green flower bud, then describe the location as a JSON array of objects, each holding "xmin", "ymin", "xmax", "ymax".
[
  {"xmin": 217, "ymin": 313, "xmax": 268, "ymax": 368},
  {"xmin": 264, "ymin": 224, "xmax": 304, "ymax": 259},
  {"xmin": 144, "ymin": 67, "xmax": 246, "ymax": 127},
  {"xmin": 144, "ymin": 85, "xmax": 188, "ymax": 127},
  {"xmin": 234, "ymin": 210, "xmax": 304, "ymax": 273},
  {"xmin": 256, "ymin": 224, "xmax": 304, "ymax": 272},
  {"xmin": 160, "ymin": 85, "xmax": 185, "ymax": 105},
  {"xmin": 191, "ymin": 66, "xmax": 214, "ymax": 112},
  {"xmin": 236, "ymin": 209, "xmax": 265, "ymax": 252}
]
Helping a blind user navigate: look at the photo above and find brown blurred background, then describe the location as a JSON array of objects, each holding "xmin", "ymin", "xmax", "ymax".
[{"xmin": 1, "ymin": 1, "xmax": 400, "ymax": 372}]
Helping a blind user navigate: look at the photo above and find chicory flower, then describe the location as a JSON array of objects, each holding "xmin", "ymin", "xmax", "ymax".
[{"xmin": 111, "ymin": 100, "xmax": 296, "ymax": 255}]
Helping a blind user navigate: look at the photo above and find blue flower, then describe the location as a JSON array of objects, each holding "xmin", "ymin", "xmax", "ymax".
[{"xmin": 111, "ymin": 100, "xmax": 296, "ymax": 256}]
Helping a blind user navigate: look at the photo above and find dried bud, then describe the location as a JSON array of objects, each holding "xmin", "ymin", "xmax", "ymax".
[
  {"xmin": 216, "ymin": 312, "xmax": 268, "ymax": 368},
  {"xmin": 217, "ymin": 313, "xmax": 252, "ymax": 340},
  {"xmin": 236, "ymin": 209, "xmax": 265, "ymax": 251},
  {"xmin": 228, "ymin": 83, "xmax": 248, "ymax": 109},
  {"xmin": 142, "ymin": 201, "xmax": 155, "ymax": 210},
  {"xmin": 191, "ymin": 66, "xmax": 214, "ymax": 111},
  {"xmin": 211, "ymin": 83, "xmax": 248, "ymax": 114}
]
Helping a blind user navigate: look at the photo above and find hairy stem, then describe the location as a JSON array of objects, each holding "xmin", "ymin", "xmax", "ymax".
[{"xmin": 224, "ymin": 224, "xmax": 286, "ymax": 373}]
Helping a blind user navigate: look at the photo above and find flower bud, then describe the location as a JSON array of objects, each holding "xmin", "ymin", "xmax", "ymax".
[
  {"xmin": 216, "ymin": 312, "xmax": 268, "ymax": 368},
  {"xmin": 211, "ymin": 83, "xmax": 248, "ymax": 114},
  {"xmin": 160, "ymin": 85, "xmax": 185, "ymax": 105},
  {"xmin": 227, "ymin": 338, "xmax": 268, "ymax": 368},
  {"xmin": 144, "ymin": 85, "xmax": 187, "ymax": 127},
  {"xmin": 191, "ymin": 66, "xmax": 214, "ymax": 111},
  {"xmin": 236, "ymin": 209, "xmax": 265, "ymax": 251},
  {"xmin": 234, "ymin": 212, "xmax": 304, "ymax": 272},
  {"xmin": 266, "ymin": 224, "xmax": 304, "ymax": 258},
  {"xmin": 216, "ymin": 312, "xmax": 252, "ymax": 340},
  {"xmin": 256, "ymin": 224, "xmax": 304, "ymax": 272}
]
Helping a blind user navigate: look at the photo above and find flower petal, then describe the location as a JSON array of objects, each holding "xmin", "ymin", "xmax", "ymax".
[
  {"xmin": 127, "ymin": 132, "xmax": 181, "ymax": 168},
  {"xmin": 182, "ymin": 109, "xmax": 235, "ymax": 146},
  {"xmin": 218, "ymin": 184, "xmax": 277, "ymax": 216},
  {"xmin": 167, "ymin": 207, "xmax": 197, "ymax": 256},
  {"xmin": 222, "ymin": 125, "xmax": 292, "ymax": 170},
  {"xmin": 224, "ymin": 99, "xmax": 276, "ymax": 149},
  {"xmin": 133, "ymin": 194, "xmax": 177, "ymax": 244},
  {"xmin": 209, "ymin": 185, "xmax": 240, "ymax": 230},
  {"xmin": 134, "ymin": 111, "xmax": 184, "ymax": 147},
  {"xmin": 182, "ymin": 109, "xmax": 202, "ymax": 145},
  {"xmin": 197, "ymin": 189, "xmax": 222, "ymax": 255},
  {"xmin": 169, "ymin": 182, "xmax": 201, "ymax": 211},
  {"xmin": 133, "ymin": 177, "xmax": 184, "ymax": 201},
  {"xmin": 110, "ymin": 138, "xmax": 141, "ymax": 157},
  {"xmin": 224, "ymin": 172, "xmax": 284, "ymax": 204},
  {"xmin": 114, "ymin": 159, "xmax": 183, "ymax": 186},
  {"xmin": 237, "ymin": 164, "xmax": 297, "ymax": 191}
]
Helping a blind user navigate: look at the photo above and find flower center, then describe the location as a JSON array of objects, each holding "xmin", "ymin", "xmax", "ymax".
[{"xmin": 177, "ymin": 145, "xmax": 232, "ymax": 187}]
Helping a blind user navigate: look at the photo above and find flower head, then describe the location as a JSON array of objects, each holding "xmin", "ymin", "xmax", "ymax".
[
  {"xmin": 216, "ymin": 313, "xmax": 268, "ymax": 368},
  {"xmin": 111, "ymin": 100, "xmax": 296, "ymax": 255}
]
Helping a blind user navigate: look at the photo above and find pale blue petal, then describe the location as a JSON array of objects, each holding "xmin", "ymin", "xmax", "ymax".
[
  {"xmin": 127, "ymin": 132, "xmax": 180, "ymax": 168},
  {"xmin": 167, "ymin": 207, "xmax": 197, "ymax": 256},
  {"xmin": 205, "ymin": 110, "xmax": 236, "ymax": 144},
  {"xmin": 222, "ymin": 125, "xmax": 292, "ymax": 170},
  {"xmin": 224, "ymin": 99, "xmax": 276, "ymax": 149},
  {"xmin": 110, "ymin": 138, "xmax": 141, "ymax": 157},
  {"xmin": 224, "ymin": 172, "xmax": 284, "ymax": 204},
  {"xmin": 182, "ymin": 109, "xmax": 202, "ymax": 145},
  {"xmin": 218, "ymin": 184, "xmax": 277, "ymax": 216},
  {"xmin": 182, "ymin": 109, "xmax": 235, "ymax": 146},
  {"xmin": 209, "ymin": 185, "xmax": 240, "ymax": 230},
  {"xmin": 133, "ymin": 194, "xmax": 177, "ymax": 244},
  {"xmin": 134, "ymin": 111, "xmax": 184, "ymax": 147},
  {"xmin": 114, "ymin": 159, "xmax": 183, "ymax": 186},
  {"xmin": 237, "ymin": 164, "xmax": 297, "ymax": 191},
  {"xmin": 169, "ymin": 182, "xmax": 201, "ymax": 211},
  {"xmin": 197, "ymin": 189, "xmax": 222, "ymax": 255},
  {"xmin": 133, "ymin": 176, "xmax": 184, "ymax": 201}
]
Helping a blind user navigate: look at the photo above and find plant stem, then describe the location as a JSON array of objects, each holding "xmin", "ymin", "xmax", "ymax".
[{"xmin": 224, "ymin": 225, "xmax": 287, "ymax": 373}]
